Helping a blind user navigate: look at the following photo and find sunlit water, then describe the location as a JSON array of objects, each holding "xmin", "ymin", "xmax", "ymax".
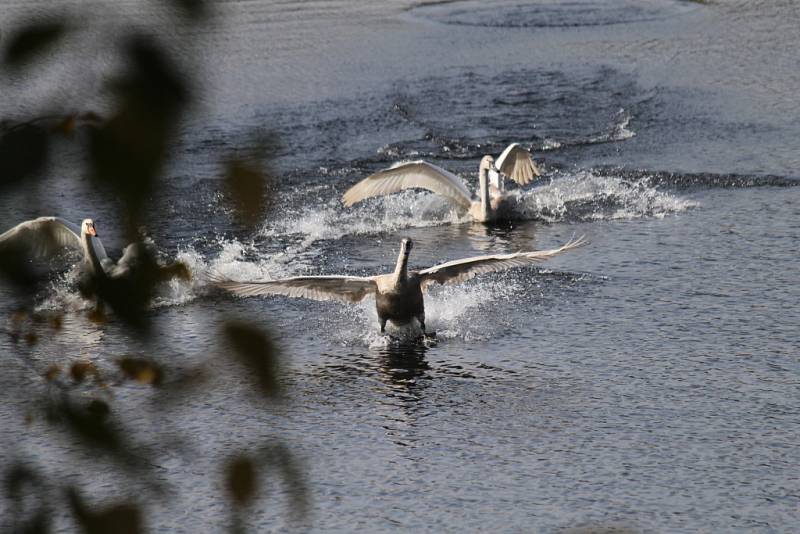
[{"xmin": 1, "ymin": 1, "xmax": 799, "ymax": 532}]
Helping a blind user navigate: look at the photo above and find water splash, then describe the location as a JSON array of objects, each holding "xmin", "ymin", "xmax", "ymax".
[
  {"xmin": 328, "ymin": 278, "xmax": 524, "ymax": 347},
  {"xmin": 510, "ymin": 170, "xmax": 698, "ymax": 222}
]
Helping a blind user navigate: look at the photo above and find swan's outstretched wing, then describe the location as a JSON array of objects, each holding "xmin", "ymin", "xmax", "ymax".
[
  {"xmin": 209, "ymin": 273, "xmax": 378, "ymax": 303},
  {"xmin": 494, "ymin": 143, "xmax": 540, "ymax": 186},
  {"xmin": 418, "ymin": 235, "xmax": 587, "ymax": 288},
  {"xmin": 0, "ymin": 216, "xmax": 108, "ymax": 263},
  {"xmin": 342, "ymin": 161, "xmax": 473, "ymax": 209}
]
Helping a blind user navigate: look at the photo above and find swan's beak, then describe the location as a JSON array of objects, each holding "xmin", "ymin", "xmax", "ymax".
[{"xmin": 88, "ymin": 226, "xmax": 98, "ymax": 237}]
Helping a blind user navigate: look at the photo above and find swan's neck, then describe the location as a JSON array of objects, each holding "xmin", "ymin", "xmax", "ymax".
[
  {"xmin": 478, "ymin": 168, "xmax": 491, "ymax": 220},
  {"xmin": 82, "ymin": 233, "xmax": 106, "ymax": 277},
  {"xmin": 490, "ymin": 169, "xmax": 503, "ymax": 192},
  {"xmin": 392, "ymin": 249, "xmax": 409, "ymax": 285}
]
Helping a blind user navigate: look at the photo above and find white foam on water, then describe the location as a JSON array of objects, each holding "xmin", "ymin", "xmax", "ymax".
[
  {"xmin": 261, "ymin": 189, "xmax": 467, "ymax": 250},
  {"xmin": 510, "ymin": 170, "xmax": 698, "ymax": 222}
]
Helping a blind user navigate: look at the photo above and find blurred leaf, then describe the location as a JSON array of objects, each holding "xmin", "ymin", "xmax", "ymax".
[
  {"xmin": 117, "ymin": 357, "xmax": 163, "ymax": 385},
  {"xmin": 3, "ymin": 21, "xmax": 68, "ymax": 67},
  {"xmin": 153, "ymin": 365, "xmax": 209, "ymax": 406},
  {"xmin": 70, "ymin": 361, "xmax": 99, "ymax": 384},
  {"xmin": 225, "ymin": 455, "xmax": 258, "ymax": 506},
  {"xmin": 67, "ymin": 488, "xmax": 143, "ymax": 534},
  {"xmin": 49, "ymin": 397, "xmax": 123, "ymax": 453},
  {"xmin": 4, "ymin": 464, "xmax": 40, "ymax": 500},
  {"xmin": 223, "ymin": 321, "xmax": 281, "ymax": 398},
  {"xmin": 54, "ymin": 115, "xmax": 77, "ymax": 137},
  {"xmin": 4, "ymin": 464, "xmax": 51, "ymax": 534},
  {"xmin": 49, "ymin": 313, "xmax": 63, "ymax": 330},
  {"xmin": 86, "ymin": 399, "xmax": 110, "ymax": 421},
  {"xmin": 87, "ymin": 35, "xmax": 189, "ymax": 233},
  {"xmin": 221, "ymin": 132, "xmax": 280, "ymax": 229},
  {"xmin": 44, "ymin": 365, "xmax": 61, "ymax": 381},
  {"xmin": 0, "ymin": 123, "xmax": 49, "ymax": 191},
  {"xmin": 224, "ymin": 158, "xmax": 272, "ymax": 228}
]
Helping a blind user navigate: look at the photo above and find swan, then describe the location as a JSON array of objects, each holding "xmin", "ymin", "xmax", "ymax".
[
  {"xmin": 0, "ymin": 216, "xmax": 189, "ymax": 309},
  {"xmin": 342, "ymin": 143, "xmax": 540, "ymax": 223},
  {"xmin": 210, "ymin": 234, "xmax": 586, "ymax": 334}
]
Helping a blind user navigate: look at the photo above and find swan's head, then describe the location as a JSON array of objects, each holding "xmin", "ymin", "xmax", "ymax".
[
  {"xmin": 81, "ymin": 219, "xmax": 98, "ymax": 237},
  {"xmin": 479, "ymin": 155, "xmax": 495, "ymax": 173},
  {"xmin": 400, "ymin": 238, "xmax": 413, "ymax": 258}
]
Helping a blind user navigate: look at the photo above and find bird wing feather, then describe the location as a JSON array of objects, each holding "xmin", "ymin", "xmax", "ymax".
[
  {"xmin": 209, "ymin": 273, "xmax": 378, "ymax": 303},
  {"xmin": 342, "ymin": 160, "xmax": 473, "ymax": 209},
  {"xmin": 494, "ymin": 143, "xmax": 540, "ymax": 186},
  {"xmin": 418, "ymin": 235, "xmax": 587, "ymax": 288},
  {"xmin": 0, "ymin": 216, "xmax": 107, "ymax": 263}
]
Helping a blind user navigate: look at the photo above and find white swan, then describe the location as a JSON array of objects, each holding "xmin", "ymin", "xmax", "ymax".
[
  {"xmin": 0, "ymin": 217, "xmax": 110, "ymax": 274},
  {"xmin": 0, "ymin": 216, "xmax": 189, "ymax": 302},
  {"xmin": 210, "ymin": 234, "xmax": 586, "ymax": 334},
  {"xmin": 342, "ymin": 143, "xmax": 540, "ymax": 223}
]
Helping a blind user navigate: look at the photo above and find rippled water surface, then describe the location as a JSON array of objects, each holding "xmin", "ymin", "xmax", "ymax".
[{"xmin": 1, "ymin": 0, "xmax": 799, "ymax": 532}]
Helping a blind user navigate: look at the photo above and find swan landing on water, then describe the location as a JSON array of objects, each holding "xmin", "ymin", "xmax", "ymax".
[
  {"xmin": 210, "ymin": 235, "xmax": 586, "ymax": 334},
  {"xmin": 342, "ymin": 143, "xmax": 541, "ymax": 223},
  {"xmin": 0, "ymin": 217, "xmax": 189, "ymax": 315}
]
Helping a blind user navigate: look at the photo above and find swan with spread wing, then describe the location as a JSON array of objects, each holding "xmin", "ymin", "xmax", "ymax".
[
  {"xmin": 342, "ymin": 143, "xmax": 540, "ymax": 223},
  {"xmin": 210, "ymin": 235, "xmax": 586, "ymax": 334},
  {"xmin": 0, "ymin": 216, "xmax": 189, "ymax": 304}
]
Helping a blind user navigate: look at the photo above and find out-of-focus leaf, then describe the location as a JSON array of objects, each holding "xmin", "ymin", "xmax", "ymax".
[
  {"xmin": 67, "ymin": 488, "xmax": 143, "ymax": 534},
  {"xmin": 0, "ymin": 123, "xmax": 49, "ymax": 191},
  {"xmin": 87, "ymin": 35, "xmax": 189, "ymax": 233},
  {"xmin": 86, "ymin": 399, "xmax": 110, "ymax": 421},
  {"xmin": 48, "ymin": 398, "xmax": 123, "ymax": 453},
  {"xmin": 117, "ymin": 357, "xmax": 163, "ymax": 385},
  {"xmin": 70, "ymin": 361, "xmax": 99, "ymax": 383},
  {"xmin": 224, "ymin": 158, "xmax": 272, "ymax": 228},
  {"xmin": 3, "ymin": 21, "xmax": 68, "ymax": 67},
  {"xmin": 223, "ymin": 321, "xmax": 282, "ymax": 398},
  {"xmin": 44, "ymin": 365, "xmax": 61, "ymax": 381},
  {"xmin": 153, "ymin": 365, "xmax": 209, "ymax": 406},
  {"xmin": 261, "ymin": 443, "xmax": 309, "ymax": 522},
  {"xmin": 225, "ymin": 455, "xmax": 258, "ymax": 506},
  {"xmin": 4, "ymin": 464, "xmax": 51, "ymax": 534},
  {"xmin": 221, "ymin": 134, "xmax": 280, "ymax": 229},
  {"xmin": 229, "ymin": 443, "xmax": 309, "ymax": 523}
]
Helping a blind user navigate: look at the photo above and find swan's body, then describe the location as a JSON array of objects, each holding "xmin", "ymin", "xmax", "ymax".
[
  {"xmin": 210, "ymin": 235, "xmax": 586, "ymax": 333},
  {"xmin": 342, "ymin": 143, "xmax": 540, "ymax": 223},
  {"xmin": 0, "ymin": 217, "xmax": 189, "ymax": 312}
]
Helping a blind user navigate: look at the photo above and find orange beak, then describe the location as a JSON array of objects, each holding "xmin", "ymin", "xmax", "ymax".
[{"xmin": 88, "ymin": 225, "xmax": 97, "ymax": 237}]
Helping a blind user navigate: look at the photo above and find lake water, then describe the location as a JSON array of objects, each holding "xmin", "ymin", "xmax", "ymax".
[{"xmin": 1, "ymin": 0, "xmax": 799, "ymax": 532}]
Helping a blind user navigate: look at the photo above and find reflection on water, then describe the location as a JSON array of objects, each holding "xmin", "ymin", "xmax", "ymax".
[{"xmin": 373, "ymin": 340, "xmax": 431, "ymax": 386}]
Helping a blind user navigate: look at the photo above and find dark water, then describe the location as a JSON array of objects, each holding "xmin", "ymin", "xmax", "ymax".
[{"xmin": 1, "ymin": 1, "xmax": 799, "ymax": 532}]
